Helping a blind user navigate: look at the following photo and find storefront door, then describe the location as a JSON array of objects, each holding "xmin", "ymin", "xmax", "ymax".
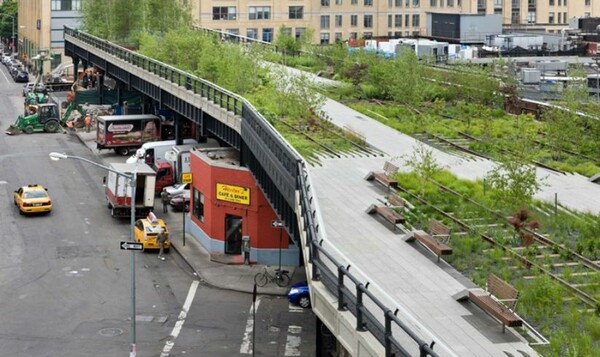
[{"xmin": 225, "ymin": 214, "xmax": 242, "ymax": 254}]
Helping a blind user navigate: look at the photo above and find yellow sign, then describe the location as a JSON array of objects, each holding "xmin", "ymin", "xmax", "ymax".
[
  {"xmin": 216, "ymin": 183, "xmax": 250, "ymax": 205},
  {"xmin": 181, "ymin": 172, "xmax": 193, "ymax": 184}
]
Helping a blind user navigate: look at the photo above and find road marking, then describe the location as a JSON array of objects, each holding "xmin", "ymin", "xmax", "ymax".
[
  {"xmin": 288, "ymin": 304, "xmax": 304, "ymax": 313},
  {"xmin": 160, "ymin": 280, "xmax": 200, "ymax": 356},
  {"xmin": 284, "ymin": 325, "xmax": 302, "ymax": 356},
  {"xmin": 239, "ymin": 296, "xmax": 262, "ymax": 354}
]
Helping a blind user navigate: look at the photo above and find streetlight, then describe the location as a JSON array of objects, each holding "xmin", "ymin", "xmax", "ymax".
[
  {"xmin": 49, "ymin": 152, "xmax": 140, "ymax": 357},
  {"xmin": 271, "ymin": 220, "xmax": 284, "ymax": 273},
  {"xmin": 0, "ymin": 14, "xmax": 15, "ymax": 53}
]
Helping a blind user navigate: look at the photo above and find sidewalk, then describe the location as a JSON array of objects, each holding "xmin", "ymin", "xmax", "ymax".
[{"xmin": 72, "ymin": 129, "xmax": 297, "ymax": 297}]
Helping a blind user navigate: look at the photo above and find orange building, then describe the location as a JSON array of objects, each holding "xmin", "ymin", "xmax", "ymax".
[{"xmin": 187, "ymin": 146, "xmax": 298, "ymax": 265}]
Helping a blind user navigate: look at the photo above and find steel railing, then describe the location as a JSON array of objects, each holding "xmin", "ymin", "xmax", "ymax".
[{"xmin": 64, "ymin": 27, "xmax": 441, "ymax": 356}]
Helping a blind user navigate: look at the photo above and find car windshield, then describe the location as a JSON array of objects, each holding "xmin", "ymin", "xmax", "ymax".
[
  {"xmin": 174, "ymin": 183, "xmax": 187, "ymax": 190},
  {"xmin": 24, "ymin": 191, "xmax": 48, "ymax": 199}
]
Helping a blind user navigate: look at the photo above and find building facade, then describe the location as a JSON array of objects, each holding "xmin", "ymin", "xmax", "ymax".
[
  {"xmin": 190, "ymin": 0, "xmax": 600, "ymax": 44},
  {"xmin": 17, "ymin": 0, "xmax": 82, "ymax": 73}
]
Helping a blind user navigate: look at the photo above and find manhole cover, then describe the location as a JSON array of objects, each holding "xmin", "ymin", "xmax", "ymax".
[{"xmin": 99, "ymin": 327, "xmax": 124, "ymax": 337}]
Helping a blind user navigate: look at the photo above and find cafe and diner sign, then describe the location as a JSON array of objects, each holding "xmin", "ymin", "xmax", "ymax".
[{"xmin": 216, "ymin": 183, "xmax": 250, "ymax": 205}]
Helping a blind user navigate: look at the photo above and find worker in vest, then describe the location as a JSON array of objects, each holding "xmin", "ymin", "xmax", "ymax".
[
  {"xmin": 66, "ymin": 120, "xmax": 75, "ymax": 134},
  {"xmin": 84, "ymin": 113, "xmax": 92, "ymax": 133}
]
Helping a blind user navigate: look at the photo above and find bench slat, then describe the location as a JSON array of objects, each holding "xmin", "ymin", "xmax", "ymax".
[
  {"xmin": 469, "ymin": 274, "xmax": 522, "ymax": 332},
  {"xmin": 469, "ymin": 293, "xmax": 523, "ymax": 327},
  {"xmin": 412, "ymin": 230, "xmax": 452, "ymax": 262}
]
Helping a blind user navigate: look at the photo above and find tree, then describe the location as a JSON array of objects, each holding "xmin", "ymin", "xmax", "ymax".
[
  {"xmin": 274, "ymin": 25, "xmax": 300, "ymax": 57},
  {"xmin": 403, "ymin": 142, "xmax": 443, "ymax": 197},
  {"xmin": 0, "ymin": 0, "xmax": 18, "ymax": 45}
]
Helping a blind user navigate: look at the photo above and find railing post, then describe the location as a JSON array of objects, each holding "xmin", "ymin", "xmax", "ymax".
[
  {"xmin": 385, "ymin": 311, "xmax": 392, "ymax": 357},
  {"xmin": 337, "ymin": 265, "xmax": 346, "ymax": 311},
  {"xmin": 356, "ymin": 284, "xmax": 366, "ymax": 331}
]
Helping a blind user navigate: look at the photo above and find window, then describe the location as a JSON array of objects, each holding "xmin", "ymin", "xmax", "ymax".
[
  {"xmin": 320, "ymin": 33, "xmax": 330, "ymax": 45},
  {"xmin": 585, "ymin": 12, "xmax": 591, "ymax": 17},
  {"xmin": 249, "ymin": 6, "xmax": 271, "ymax": 20},
  {"xmin": 336, "ymin": 0, "xmax": 343, "ymax": 4},
  {"xmin": 563, "ymin": 0, "xmax": 566, "ymax": 5},
  {"xmin": 213, "ymin": 7, "xmax": 236, "ymax": 20},
  {"xmin": 352, "ymin": 0, "xmax": 358, "ymax": 4},
  {"xmin": 289, "ymin": 6, "xmax": 304, "ymax": 19},
  {"xmin": 51, "ymin": 0, "xmax": 81, "ymax": 11},
  {"xmin": 413, "ymin": 0, "xmax": 420, "ymax": 7},
  {"xmin": 322, "ymin": 0, "xmax": 330, "ymax": 6},
  {"xmin": 350, "ymin": 32, "xmax": 358, "ymax": 39},
  {"xmin": 548, "ymin": 12, "xmax": 554, "ymax": 24},
  {"xmin": 247, "ymin": 28, "xmax": 258, "ymax": 39},
  {"xmin": 263, "ymin": 28, "xmax": 273, "ymax": 42},
  {"xmin": 396, "ymin": 0, "xmax": 403, "ymax": 5},
  {"xmin": 335, "ymin": 15, "xmax": 343, "ymax": 27},
  {"xmin": 405, "ymin": 14, "xmax": 410, "ymax": 26},
  {"xmin": 405, "ymin": 0, "xmax": 410, "ymax": 6},
  {"xmin": 365, "ymin": 0, "xmax": 373, "ymax": 6},
  {"xmin": 335, "ymin": 32, "xmax": 343, "ymax": 42},
  {"xmin": 557, "ymin": 12, "xmax": 561, "ymax": 23},
  {"xmin": 363, "ymin": 32, "xmax": 373, "ymax": 39},
  {"xmin": 321, "ymin": 15, "xmax": 330, "ymax": 29},
  {"xmin": 364, "ymin": 15, "xmax": 373, "ymax": 28},
  {"xmin": 527, "ymin": 11, "xmax": 536, "ymax": 23},
  {"xmin": 389, "ymin": 0, "xmax": 393, "ymax": 7},
  {"xmin": 494, "ymin": 0, "xmax": 503, "ymax": 9},
  {"xmin": 549, "ymin": 0, "xmax": 554, "ymax": 5},
  {"xmin": 395, "ymin": 14, "xmax": 402, "ymax": 27},
  {"xmin": 295, "ymin": 27, "xmax": 306, "ymax": 39},
  {"xmin": 430, "ymin": 0, "xmax": 437, "ymax": 6},
  {"xmin": 528, "ymin": 0, "xmax": 536, "ymax": 9},
  {"xmin": 585, "ymin": 0, "xmax": 591, "ymax": 5},
  {"xmin": 564, "ymin": 12, "xmax": 567, "ymax": 23},
  {"xmin": 558, "ymin": 0, "xmax": 561, "ymax": 5},
  {"xmin": 351, "ymin": 15, "xmax": 358, "ymax": 26},
  {"xmin": 412, "ymin": 14, "xmax": 420, "ymax": 27},
  {"xmin": 193, "ymin": 189, "xmax": 204, "ymax": 222},
  {"xmin": 447, "ymin": 0, "xmax": 454, "ymax": 6}
]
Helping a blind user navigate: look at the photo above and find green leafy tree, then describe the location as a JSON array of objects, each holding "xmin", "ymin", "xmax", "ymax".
[
  {"xmin": 403, "ymin": 142, "xmax": 443, "ymax": 197},
  {"xmin": 274, "ymin": 25, "xmax": 300, "ymax": 56},
  {"xmin": 484, "ymin": 137, "xmax": 545, "ymax": 210},
  {"xmin": 0, "ymin": 0, "xmax": 17, "ymax": 45}
]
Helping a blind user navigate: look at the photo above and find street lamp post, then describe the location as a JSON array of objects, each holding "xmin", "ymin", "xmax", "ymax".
[
  {"xmin": 271, "ymin": 220, "xmax": 284, "ymax": 273},
  {"xmin": 49, "ymin": 152, "xmax": 139, "ymax": 357}
]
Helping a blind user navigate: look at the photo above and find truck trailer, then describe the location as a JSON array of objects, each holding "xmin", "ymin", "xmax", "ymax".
[
  {"xmin": 104, "ymin": 162, "xmax": 157, "ymax": 218},
  {"xmin": 96, "ymin": 114, "xmax": 166, "ymax": 156}
]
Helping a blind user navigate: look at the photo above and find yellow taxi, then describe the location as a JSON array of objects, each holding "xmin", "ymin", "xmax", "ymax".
[
  {"xmin": 134, "ymin": 218, "xmax": 171, "ymax": 251},
  {"xmin": 14, "ymin": 184, "xmax": 53, "ymax": 215}
]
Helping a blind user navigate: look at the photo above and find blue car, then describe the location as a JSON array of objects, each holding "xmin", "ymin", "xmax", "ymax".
[{"xmin": 287, "ymin": 281, "xmax": 311, "ymax": 308}]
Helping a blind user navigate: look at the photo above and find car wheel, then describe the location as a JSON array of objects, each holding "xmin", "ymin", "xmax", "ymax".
[
  {"xmin": 116, "ymin": 147, "xmax": 130, "ymax": 156},
  {"xmin": 24, "ymin": 125, "xmax": 34, "ymax": 134},
  {"xmin": 298, "ymin": 295, "xmax": 311, "ymax": 308},
  {"xmin": 18, "ymin": 209, "xmax": 24, "ymax": 216},
  {"xmin": 44, "ymin": 120, "xmax": 59, "ymax": 133}
]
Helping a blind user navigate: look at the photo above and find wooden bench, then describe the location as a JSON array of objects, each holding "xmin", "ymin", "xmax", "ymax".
[
  {"xmin": 366, "ymin": 204, "xmax": 405, "ymax": 231},
  {"xmin": 469, "ymin": 274, "xmax": 522, "ymax": 333},
  {"xmin": 407, "ymin": 230, "xmax": 452, "ymax": 262},
  {"xmin": 429, "ymin": 219, "xmax": 451, "ymax": 244},
  {"xmin": 365, "ymin": 161, "xmax": 399, "ymax": 190},
  {"xmin": 387, "ymin": 194, "xmax": 405, "ymax": 209}
]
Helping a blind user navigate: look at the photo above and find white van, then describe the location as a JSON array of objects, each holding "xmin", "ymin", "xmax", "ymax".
[{"xmin": 138, "ymin": 139, "xmax": 198, "ymax": 166}]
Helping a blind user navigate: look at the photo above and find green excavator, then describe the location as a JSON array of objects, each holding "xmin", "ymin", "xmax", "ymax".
[{"xmin": 5, "ymin": 102, "xmax": 62, "ymax": 135}]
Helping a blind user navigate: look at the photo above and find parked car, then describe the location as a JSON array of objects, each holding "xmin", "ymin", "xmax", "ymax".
[
  {"xmin": 163, "ymin": 183, "xmax": 190, "ymax": 200},
  {"xmin": 22, "ymin": 82, "xmax": 46, "ymax": 96},
  {"xmin": 133, "ymin": 218, "xmax": 171, "ymax": 251},
  {"xmin": 287, "ymin": 281, "xmax": 311, "ymax": 308},
  {"xmin": 14, "ymin": 70, "xmax": 29, "ymax": 83},
  {"xmin": 169, "ymin": 191, "xmax": 190, "ymax": 212}
]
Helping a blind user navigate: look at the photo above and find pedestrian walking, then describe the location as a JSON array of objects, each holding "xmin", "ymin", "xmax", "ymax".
[
  {"xmin": 161, "ymin": 190, "xmax": 169, "ymax": 213},
  {"xmin": 156, "ymin": 227, "xmax": 168, "ymax": 261}
]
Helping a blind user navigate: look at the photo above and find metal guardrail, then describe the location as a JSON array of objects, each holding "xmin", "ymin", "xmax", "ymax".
[
  {"xmin": 64, "ymin": 27, "xmax": 441, "ymax": 356},
  {"xmin": 64, "ymin": 27, "xmax": 243, "ymax": 116}
]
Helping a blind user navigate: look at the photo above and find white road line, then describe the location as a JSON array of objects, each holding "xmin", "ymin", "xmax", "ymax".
[
  {"xmin": 239, "ymin": 297, "xmax": 262, "ymax": 354},
  {"xmin": 160, "ymin": 280, "xmax": 200, "ymax": 357},
  {"xmin": 284, "ymin": 325, "xmax": 302, "ymax": 356},
  {"xmin": 288, "ymin": 304, "xmax": 304, "ymax": 313}
]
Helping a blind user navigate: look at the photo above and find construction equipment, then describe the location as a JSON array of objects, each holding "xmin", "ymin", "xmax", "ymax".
[{"xmin": 6, "ymin": 103, "xmax": 61, "ymax": 135}]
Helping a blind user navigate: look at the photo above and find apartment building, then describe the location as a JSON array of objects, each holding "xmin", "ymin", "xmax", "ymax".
[
  {"xmin": 191, "ymin": 0, "xmax": 600, "ymax": 44},
  {"xmin": 17, "ymin": 0, "xmax": 82, "ymax": 72}
]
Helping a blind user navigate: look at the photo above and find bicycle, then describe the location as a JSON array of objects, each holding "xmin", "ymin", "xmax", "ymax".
[{"xmin": 254, "ymin": 266, "xmax": 290, "ymax": 287}]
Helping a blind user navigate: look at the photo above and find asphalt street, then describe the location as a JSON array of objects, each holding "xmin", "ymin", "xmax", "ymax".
[{"xmin": 0, "ymin": 63, "xmax": 316, "ymax": 357}]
